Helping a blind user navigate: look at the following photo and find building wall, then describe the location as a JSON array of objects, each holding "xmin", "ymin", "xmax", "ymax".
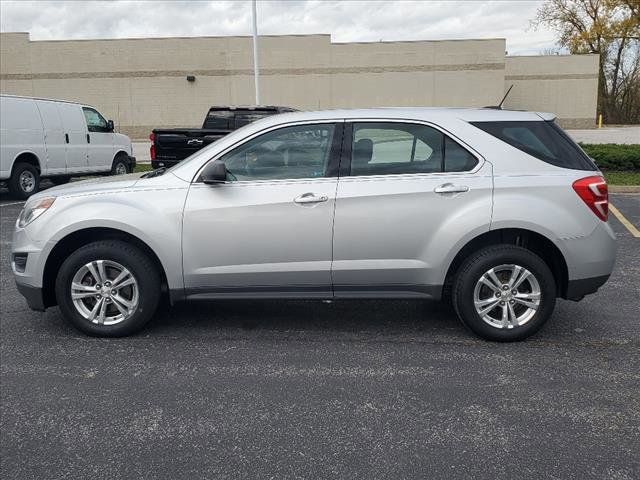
[
  {"xmin": 504, "ymin": 55, "xmax": 599, "ymax": 129},
  {"xmin": 1, "ymin": 32, "xmax": 599, "ymax": 138}
]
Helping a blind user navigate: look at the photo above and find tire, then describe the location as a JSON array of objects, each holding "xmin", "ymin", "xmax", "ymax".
[
  {"xmin": 55, "ymin": 240, "xmax": 161, "ymax": 337},
  {"xmin": 452, "ymin": 245, "xmax": 556, "ymax": 342},
  {"xmin": 50, "ymin": 176, "xmax": 71, "ymax": 186},
  {"xmin": 8, "ymin": 162, "xmax": 40, "ymax": 199},
  {"xmin": 111, "ymin": 154, "xmax": 130, "ymax": 175}
]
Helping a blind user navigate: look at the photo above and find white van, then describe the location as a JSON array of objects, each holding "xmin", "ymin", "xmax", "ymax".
[{"xmin": 0, "ymin": 95, "xmax": 135, "ymax": 199}]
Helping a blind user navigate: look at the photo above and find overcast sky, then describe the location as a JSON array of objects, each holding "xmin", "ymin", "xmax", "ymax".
[{"xmin": 0, "ymin": 0, "xmax": 558, "ymax": 55}]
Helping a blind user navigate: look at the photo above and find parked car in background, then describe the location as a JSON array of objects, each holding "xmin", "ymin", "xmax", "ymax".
[
  {"xmin": 0, "ymin": 95, "xmax": 135, "ymax": 199},
  {"xmin": 150, "ymin": 105, "xmax": 296, "ymax": 169},
  {"xmin": 12, "ymin": 108, "xmax": 615, "ymax": 341}
]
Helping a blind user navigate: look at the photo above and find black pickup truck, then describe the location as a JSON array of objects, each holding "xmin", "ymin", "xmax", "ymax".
[{"xmin": 150, "ymin": 105, "xmax": 296, "ymax": 169}]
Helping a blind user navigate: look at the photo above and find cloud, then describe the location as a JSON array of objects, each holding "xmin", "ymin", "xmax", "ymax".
[{"xmin": 0, "ymin": 0, "xmax": 557, "ymax": 55}]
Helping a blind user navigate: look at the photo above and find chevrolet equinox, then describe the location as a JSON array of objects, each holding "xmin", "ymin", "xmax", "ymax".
[{"xmin": 12, "ymin": 108, "xmax": 616, "ymax": 341}]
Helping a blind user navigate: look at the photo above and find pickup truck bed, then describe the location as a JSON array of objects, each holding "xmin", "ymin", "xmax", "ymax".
[{"xmin": 151, "ymin": 106, "xmax": 296, "ymax": 169}]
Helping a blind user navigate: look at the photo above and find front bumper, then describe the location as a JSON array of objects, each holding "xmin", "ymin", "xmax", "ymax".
[{"xmin": 15, "ymin": 282, "xmax": 45, "ymax": 311}]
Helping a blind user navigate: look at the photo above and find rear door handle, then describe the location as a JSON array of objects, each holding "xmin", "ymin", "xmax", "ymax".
[
  {"xmin": 65, "ymin": 133, "xmax": 69, "ymax": 144},
  {"xmin": 86, "ymin": 133, "xmax": 90, "ymax": 143},
  {"xmin": 294, "ymin": 193, "xmax": 329, "ymax": 204},
  {"xmin": 434, "ymin": 183, "xmax": 469, "ymax": 194}
]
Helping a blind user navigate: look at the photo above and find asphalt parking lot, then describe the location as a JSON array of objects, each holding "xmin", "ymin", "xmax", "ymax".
[{"xmin": 1, "ymin": 184, "xmax": 639, "ymax": 479}]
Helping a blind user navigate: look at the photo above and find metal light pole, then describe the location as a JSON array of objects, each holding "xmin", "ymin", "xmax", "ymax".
[{"xmin": 251, "ymin": 0, "xmax": 260, "ymax": 105}]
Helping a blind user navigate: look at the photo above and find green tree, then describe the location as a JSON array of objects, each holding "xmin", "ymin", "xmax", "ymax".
[{"xmin": 534, "ymin": 0, "xmax": 640, "ymax": 124}]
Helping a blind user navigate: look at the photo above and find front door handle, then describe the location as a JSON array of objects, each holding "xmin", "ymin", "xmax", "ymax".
[
  {"xmin": 434, "ymin": 183, "xmax": 469, "ymax": 194},
  {"xmin": 294, "ymin": 193, "xmax": 329, "ymax": 204},
  {"xmin": 86, "ymin": 133, "xmax": 90, "ymax": 143}
]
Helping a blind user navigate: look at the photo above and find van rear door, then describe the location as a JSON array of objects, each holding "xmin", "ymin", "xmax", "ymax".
[
  {"xmin": 57, "ymin": 103, "xmax": 88, "ymax": 172},
  {"xmin": 34, "ymin": 100, "xmax": 67, "ymax": 176}
]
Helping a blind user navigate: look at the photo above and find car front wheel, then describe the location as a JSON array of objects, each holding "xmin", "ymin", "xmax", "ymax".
[
  {"xmin": 55, "ymin": 240, "xmax": 161, "ymax": 336},
  {"xmin": 452, "ymin": 245, "xmax": 556, "ymax": 342}
]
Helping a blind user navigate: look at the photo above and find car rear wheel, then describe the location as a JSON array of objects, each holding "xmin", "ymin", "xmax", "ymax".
[
  {"xmin": 55, "ymin": 240, "xmax": 161, "ymax": 337},
  {"xmin": 8, "ymin": 162, "xmax": 40, "ymax": 199},
  {"xmin": 452, "ymin": 245, "xmax": 556, "ymax": 342}
]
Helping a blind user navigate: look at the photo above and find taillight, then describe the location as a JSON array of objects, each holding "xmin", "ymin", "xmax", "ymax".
[
  {"xmin": 149, "ymin": 132, "xmax": 156, "ymax": 160},
  {"xmin": 572, "ymin": 176, "xmax": 608, "ymax": 221}
]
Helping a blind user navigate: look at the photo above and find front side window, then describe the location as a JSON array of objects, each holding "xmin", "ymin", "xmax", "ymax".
[
  {"xmin": 350, "ymin": 122, "xmax": 477, "ymax": 176},
  {"xmin": 471, "ymin": 120, "xmax": 596, "ymax": 171},
  {"xmin": 219, "ymin": 123, "xmax": 336, "ymax": 181},
  {"xmin": 82, "ymin": 107, "xmax": 109, "ymax": 132}
]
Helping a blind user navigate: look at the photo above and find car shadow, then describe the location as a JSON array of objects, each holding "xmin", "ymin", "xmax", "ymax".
[{"xmin": 141, "ymin": 298, "xmax": 466, "ymax": 338}]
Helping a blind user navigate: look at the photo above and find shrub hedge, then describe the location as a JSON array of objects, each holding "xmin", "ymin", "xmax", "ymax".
[{"xmin": 579, "ymin": 143, "xmax": 640, "ymax": 171}]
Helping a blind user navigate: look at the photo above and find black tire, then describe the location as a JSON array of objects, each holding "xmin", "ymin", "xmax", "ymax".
[
  {"xmin": 452, "ymin": 245, "xmax": 556, "ymax": 342},
  {"xmin": 8, "ymin": 162, "xmax": 40, "ymax": 199},
  {"xmin": 55, "ymin": 240, "xmax": 161, "ymax": 337},
  {"xmin": 111, "ymin": 153, "xmax": 130, "ymax": 175},
  {"xmin": 50, "ymin": 175, "xmax": 71, "ymax": 185}
]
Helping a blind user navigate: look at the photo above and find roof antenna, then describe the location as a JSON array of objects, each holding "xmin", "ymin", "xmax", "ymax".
[{"xmin": 485, "ymin": 84, "xmax": 514, "ymax": 109}]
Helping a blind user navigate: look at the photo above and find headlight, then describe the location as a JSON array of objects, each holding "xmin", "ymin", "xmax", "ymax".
[{"xmin": 18, "ymin": 197, "xmax": 55, "ymax": 228}]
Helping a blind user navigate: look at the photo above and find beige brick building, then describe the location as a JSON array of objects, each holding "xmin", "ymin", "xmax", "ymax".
[{"xmin": 0, "ymin": 32, "xmax": 599, "ymax": 138}]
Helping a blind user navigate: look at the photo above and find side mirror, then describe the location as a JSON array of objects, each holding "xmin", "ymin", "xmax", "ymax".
[
  {"xmin": 201, "ymin": 161, "xmax": 227, "ymax": 184},
  {"xmin": 107, "ymin": 119, "xmax": 115, "ymax": 132}
]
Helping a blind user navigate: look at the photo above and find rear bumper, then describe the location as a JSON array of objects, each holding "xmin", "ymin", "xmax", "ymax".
[
  {"xmin": 565, "ymin": 274, "xmax": 610, "ymax": 301},
  {"xmin": 16, "ymin": 282, "xmax": 46, "ymax": 312}
]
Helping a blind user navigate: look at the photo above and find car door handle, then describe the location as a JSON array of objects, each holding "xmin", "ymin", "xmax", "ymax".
[
  {"xmin": 434, "ymin": 183, "xmax": 469, "ymax": 194},
  {"xmin": 65, "ymin": 133, "xmax": 69, "ymax": 144},
  {"xmin": 294, "ymin": 193, "xmax": 329, "ymax": 204},
  {"xmin": 86, "ymin": 133, "xmax": 90, "ymax": 143}
]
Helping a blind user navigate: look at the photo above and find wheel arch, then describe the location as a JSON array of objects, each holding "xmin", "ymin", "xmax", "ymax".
[
  {"xmin": 12, "ymin": 151, "xmax": 42, "ymax": 174},
  {"xmin": 42, "ymin": 227, "xmax": 169, "ymax": 308},
  {"xmin": 443, "ymin": 228, "xmax": 569, "ymax": 300}
]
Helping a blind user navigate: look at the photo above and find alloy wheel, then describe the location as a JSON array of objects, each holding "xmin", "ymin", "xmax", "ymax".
[
  {"xmin": 473, "ymin": 264, "xmax": 541, "ymax": 329},
  {"xmin": 70, "ymin": 260, "xmax": 139, "ymax": 325}
]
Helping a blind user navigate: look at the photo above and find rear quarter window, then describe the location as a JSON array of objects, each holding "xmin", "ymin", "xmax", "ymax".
[{"xmin": 471, "ymin": 120, "xmax": 597, "ymax": 171}]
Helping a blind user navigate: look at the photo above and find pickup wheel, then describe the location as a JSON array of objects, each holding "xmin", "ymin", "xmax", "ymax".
[
  {"xmin": 111, "ymin": 153, "xmax": 130, "ymax": 175},
  {"xmin": 8, "ymin": 162, "xmax": 40, "ymax": 199},
  {"xmin": 55, "ymin": 240, "xmax": 161, "ymax": 337},
  {"xmin": 452, "ymin": 245, "xmax": 556, "ymax": 342}
]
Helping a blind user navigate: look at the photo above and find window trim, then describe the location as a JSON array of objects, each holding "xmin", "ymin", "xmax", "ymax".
[
  {"xmin": 342, "ymin": 119, "xmax": 484, "ymax": 179},
  {"xmin": 193, "ymin": 120, "xmax": 345, "ymax": 184}
]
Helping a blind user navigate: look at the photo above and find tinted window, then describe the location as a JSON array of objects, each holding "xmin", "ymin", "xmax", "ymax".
[
  {"xmin": 445, "ymin": 137, "xmax": 478, "ymax": 172},
  {"xmin": 204, "ymin": 110, "xmax": 233, "ymax": 129},
  {"xmin": 350, "ymin": 122, "xmax": 477, "ymax": 175},
  {"xmin": 471, "ymin": 121, "xmax": 596, "ymax": 171},
  {"xmin": 82, "ymin": 107, "xmax": 108, "ymax": 132},
  {"xmin": 220, "ymin": 123, "xmax": 335, "ymax": 181},
  {"xmin": 234, "ymin": 112, "xmax": 269, "ymax": 128}
]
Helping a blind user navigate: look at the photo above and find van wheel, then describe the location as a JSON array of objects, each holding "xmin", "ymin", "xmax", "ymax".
[
  {"xmin": 8, "ymin": 162, "xmax": 40, "ymax": 199},
  {"xmin": 51, "ymin": 176, "xmax": 71, "ymax": 185},
  {"xmin": 452, "ymin": 245, "xmax": 556, "ymax": 342},
  {"xmin": 111, "ymin": 154, "xmax": 130, "ymax": 175},
  {"xmin": 55, "ymin": 240, "xmax": 161, "ymax": 337}
]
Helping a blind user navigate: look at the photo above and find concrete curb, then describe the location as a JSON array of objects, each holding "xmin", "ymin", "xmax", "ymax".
[{"xmin": 610, "ymin": 185, "xmax": 640, "ymax": 194}]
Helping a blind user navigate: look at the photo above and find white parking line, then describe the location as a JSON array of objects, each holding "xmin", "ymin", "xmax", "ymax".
[{"xmin": 0, "ymin": 201, "xmax": 25, "ymax": 207}]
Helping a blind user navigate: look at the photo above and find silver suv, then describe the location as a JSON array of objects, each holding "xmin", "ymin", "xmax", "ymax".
[{"xmin": 12, "ymin": 108, "xmax": 616, "ymax": 341}]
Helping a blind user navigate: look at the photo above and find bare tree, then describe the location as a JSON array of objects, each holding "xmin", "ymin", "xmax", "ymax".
[{"xmin": 533, "ymin": 0, "xmax": 640, "ymax": 124}]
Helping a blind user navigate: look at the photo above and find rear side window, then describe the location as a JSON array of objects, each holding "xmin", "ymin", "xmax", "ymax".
[
  {"xmin": 350, "ymin": 122, "xmax": 478, "ymax": 176},
  {"xmin": 471, "ymin": 121, "xmax": 596, "ymax": 171}
]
